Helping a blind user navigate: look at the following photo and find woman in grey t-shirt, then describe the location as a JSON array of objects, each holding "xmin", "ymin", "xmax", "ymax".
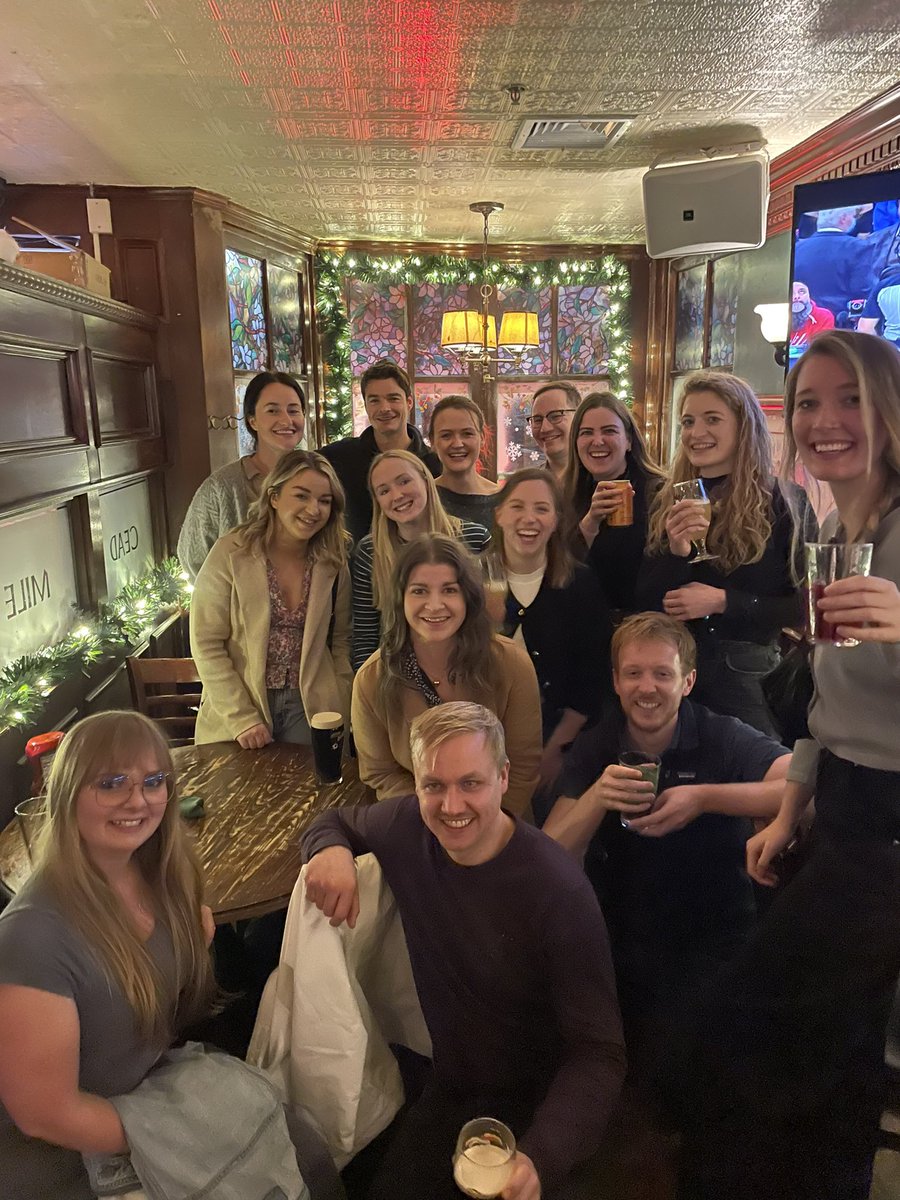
[{"xmin": 0, "ymin": 711, "xmax": 216, "ymax": 1200}]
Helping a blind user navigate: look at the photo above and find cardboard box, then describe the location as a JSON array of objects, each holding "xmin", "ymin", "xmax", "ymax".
[{"xmin": 16, "ymin": 248, "xmax": 111, "ymax": 298}]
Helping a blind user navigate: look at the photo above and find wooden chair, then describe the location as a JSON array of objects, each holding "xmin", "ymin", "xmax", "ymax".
[{"xmin": 126, "ymin": 656, "xmax": 202, "ymax": 746}]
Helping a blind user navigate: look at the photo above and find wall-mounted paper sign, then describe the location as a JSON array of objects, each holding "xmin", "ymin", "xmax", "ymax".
[
  {"xmin": 99, "ymin": 480, "xmax": 155, "ymax": 596},
  {"xmin": 0, "ymin": 507, "xmax": 79, "ymax": 662}
]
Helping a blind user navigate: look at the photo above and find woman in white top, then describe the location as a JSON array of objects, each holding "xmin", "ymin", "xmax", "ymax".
[
  {"xmin": 177, "ymin": 372, "xmax": 306, "ymax": 579},
  {"xmin": 351, "ymin": 450, "xmax": 489, "ymax": 670}
]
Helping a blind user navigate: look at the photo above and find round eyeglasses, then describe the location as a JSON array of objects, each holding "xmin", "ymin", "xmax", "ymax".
[
  {"xmin": 526, "ymin": 408, "xmax": 574, "ymax": 430},
  {"xmin": 90, "ymin": 771, "xmax": 174, "ymax": 806}
]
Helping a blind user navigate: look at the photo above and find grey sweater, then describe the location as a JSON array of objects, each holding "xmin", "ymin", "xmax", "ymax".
[
  {"xmin": 788, "ymin": 505, "xmax": 900, "ymax": 785},
  {"xmin": 176, "ymin": 458, "xmax": 261, "ymax": 580}
]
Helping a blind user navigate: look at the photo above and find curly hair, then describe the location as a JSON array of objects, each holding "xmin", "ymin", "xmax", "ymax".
[
  {"xmin": 647, "ymin": 371, "xmax": 775, "ymax": 574},
  {"xmin": 367, "ymin": 450, "xmax": 462, "ymax": 607},
  {"xmin": 377, "ymin": 535, "xmax": 501, "ymax": 709},
  {"xmin": 235, "ymin": 449, "xmax": 350, "ymax": 569}
]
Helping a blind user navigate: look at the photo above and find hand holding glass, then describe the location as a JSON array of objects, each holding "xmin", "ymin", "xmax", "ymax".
[
  {"xmin": 617, "ymin": 751, "xmax": 661, "ymax": 829},
  {"xmin": 672, "ymin": 479, "xmax": 714, "ymax": 562},
  {"xmin": 481, "ymin": 559, "xmax": 508, "ymax": 630},
  {"xmin": 805, "ymin": 542, "xmax": 873, "ymax": 647},
  {"xmin": 453, "ymin": 1118, "xmax": 515, "ymax": 1198}
]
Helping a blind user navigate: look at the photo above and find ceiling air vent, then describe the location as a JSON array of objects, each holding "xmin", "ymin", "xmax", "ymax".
[{"xmin": 512, "ymin": 116, "xmax": 634, "ymax": 151}]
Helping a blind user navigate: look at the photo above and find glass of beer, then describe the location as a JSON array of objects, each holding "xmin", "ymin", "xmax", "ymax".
[
  {"xmin": 310, "ymin": 712, "xmax": 344, "ymax": 784},
  {"xmin": 604, "ymin": 479, "xmax": 634, "ymax": 527},
  {"xmin": 617, "ymin": 751, "xmax": 661, "ymax": 829},
  {"xmin": 481, "ymin": 558, "xmax": 508, "ymax": 631},
  {"xmin": 453, "ymin": 1118, "xmax": 515, "ymax": 1199},
  {"xmin": 672, "ymin": 478, "xmax": 714, "ymax": 562},
  {"xmin": 15, "ymin": 797, "xmax": 48, "ymax": 864},
  {"xmin": 805, "ymin": 542, "xmax": 873, "ymax": 648}
]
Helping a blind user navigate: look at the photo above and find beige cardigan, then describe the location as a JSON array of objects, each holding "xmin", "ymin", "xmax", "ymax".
[
  {"xmin": 191, "ymin": 531, "xmax": 352, "ymax": 745},
  {"xmin": 351, "ymin": 636, "xmax": 541, "ymax": 815}
]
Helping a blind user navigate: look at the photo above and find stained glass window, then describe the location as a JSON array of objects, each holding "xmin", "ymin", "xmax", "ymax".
[
  {"xmin": 413, "ymin": 283, "xmax": 472, "ymax": 376},
  {"xmin": 226, "ymin": 249, "xmax": 268, "ymax": 372},
  {"xmin": 350, "ymin": 380, "xmax": 368, "ymax": 437},
  {"xmin": 557, "ymin": 286, "xmax": 611, "ymax": 375},
  {"xmin": 496, "ymin": 382, "xmax": 549, "ymax": 478},
  {"xmin": 497, "ymin": 286, "xmax": 551, "ymax": 376},
  {"xmin": 348, "ymin": 280, "xmax": 408, "ymax": 375},
  {"xmin": 267, "ymin": 263, "xmax": 305, "ymax": 374},
  {"xmin": 413, "ymin": 380, "xmax": 474, "ymax": 443}
]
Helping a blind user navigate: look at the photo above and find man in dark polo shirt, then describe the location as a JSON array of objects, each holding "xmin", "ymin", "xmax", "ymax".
[
  {"xmin": 302, "ymin": 702, "xmax": 625, "ymax": 1200},
  {"xmin": 319, "ymin": 359, "xmax": 440, "ymax": 544},
  {"xmin": 543, "ymin": 613, "xmax": 790, "ymax": 1040}
]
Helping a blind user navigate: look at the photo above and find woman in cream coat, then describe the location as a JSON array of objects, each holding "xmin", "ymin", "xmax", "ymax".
[{"xmin": 191, "ymin": 450, "xmax": 352, "ymax": 747}]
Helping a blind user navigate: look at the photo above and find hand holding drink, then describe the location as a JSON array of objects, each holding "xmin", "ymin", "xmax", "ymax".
[
  {"xmin": 805, "ymin": 542, "xmax": 873, "ymax": 647},
  {"xmin": 617, "ymin": 751, "xmax": 662, "ymax": 829},
  {"xmin": 453, "ymin": 1119, "xmax": 516, "ymax": 1198},
  {"xmin": 670, "ymin": 479, "xmax": 714, "ymax": 562},
  {"xmin": 585, "ymin": 479, "xmax": 634, "ymax": 530}
]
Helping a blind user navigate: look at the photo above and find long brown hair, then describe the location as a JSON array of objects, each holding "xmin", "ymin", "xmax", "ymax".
[
  {"xmin": 378, "ymin": 535, "xmax": 501, "ymax": 708},
  {"xmin": 781, "ymin": 330, "xmax": 900, "ymax": 539},
  {"xmin": 367, "ymin": 450, "xmax": 462, "ymax": 606},
  {"xmin": 564, "ymin": 392, "xmax": 664, "ymax": 518},
  {"xmin": 35, "ymin": 711, "xmax": 216, "ymax": 1039},
  {"xmin": 490, "ymin": 467, "xmax": 575, "ymax": 589},
  {"xmin": 236, "ymin": 449, "xmax": 350, "ymax": 569},
  {"xmin": 647, "ymin": 370, "xmax": 776, "ymax": 573}
]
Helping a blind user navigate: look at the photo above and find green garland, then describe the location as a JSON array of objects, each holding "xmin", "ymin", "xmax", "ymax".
[
  {"xmin": 0, "ymin": 558, "xmax": 192, "ymax": 734},
  {"xmin": 314, "ymin": 250, "xmax": 632, "ymax": 441}
]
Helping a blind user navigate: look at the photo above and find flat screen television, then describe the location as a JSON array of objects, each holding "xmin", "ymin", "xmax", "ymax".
[{"xmin": 788, "ymin": 166, "xmax": 900, "ymax": 366}]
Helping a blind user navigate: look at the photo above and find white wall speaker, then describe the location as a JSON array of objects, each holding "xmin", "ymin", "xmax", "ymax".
[{"xmin": 642, "ymin": 151, "xmax": 769, "ymax": 258}]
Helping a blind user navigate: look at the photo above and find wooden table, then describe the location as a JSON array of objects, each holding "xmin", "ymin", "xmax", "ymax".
[{"xmin": 0, "ymin": 742, "xmax": 370, "ymax": 924}]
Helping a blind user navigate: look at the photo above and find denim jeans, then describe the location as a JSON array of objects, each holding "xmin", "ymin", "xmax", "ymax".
[
  {"xmin": 267, "ymin": 687, "xmax": 312, "ymax": 745},
  {"xmin": 692, "ymin": 639, "xmax": 781, "ymax": 737}
]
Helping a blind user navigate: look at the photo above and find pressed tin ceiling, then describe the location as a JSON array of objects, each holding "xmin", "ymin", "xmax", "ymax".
[{"xmin": 2, "ymin": 0, "xmax": 900, "ymax": 244}]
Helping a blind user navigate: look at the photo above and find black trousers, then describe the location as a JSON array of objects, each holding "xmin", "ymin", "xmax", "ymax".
[
  {"xmin": 665, "ymin": 750, "xmax": 900, "ymax": 1200},
  {"xmin": 691, "ymin": 638, "xmax": 781, "ymax": 738}
]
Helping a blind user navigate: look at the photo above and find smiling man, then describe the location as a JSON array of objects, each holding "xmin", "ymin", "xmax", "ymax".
[
  {"xmin": 302, "ymin": 702, "xmax": 625, "ymax": 1200},
  {"xmin": 527, "ymin": 382, "xmax": 581, "ymax": 480},
  {"xmin": 542, "ymin": 613, "xmax": 790, "ymax": 1044},
  {"xmin": 319, "ymin": 360, "xmax": 440, "ymax": 544}
]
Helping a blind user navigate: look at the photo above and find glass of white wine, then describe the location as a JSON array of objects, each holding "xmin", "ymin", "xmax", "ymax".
[
  {"xmin": 672, "ymin": 479, "xmax": 715, "ymax": 562},
  {"xmin": 453, "ymin": 1118, "xmax": 515, "ymax": 1198}
]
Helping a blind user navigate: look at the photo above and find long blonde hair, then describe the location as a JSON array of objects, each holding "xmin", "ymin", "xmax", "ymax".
[
  {"xmin": 35, "ymin": 711, "xmax": 216, "ymax": 1039},
  {"xmin": 781, "ymin": 331, "xmax": 900, "ymax": 539},
  {"xmin": 647, "ymin": 371, "xmax": 775, "ymax": 573},
  {"xmin": 564, "ymin": 392, "xmax": 665, "ymax": 519},
  {"xmin": 368, "ymin": 449, "xmax": 462, "ymax": 606},
  {"xmin": 236, "ymin": 449, "xmax": 350, "ymax": 569}
]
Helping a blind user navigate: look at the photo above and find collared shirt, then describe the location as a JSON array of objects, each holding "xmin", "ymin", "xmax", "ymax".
[{"xmin": 558, "ymin": 700, "xmax": 787, "ymax": 961}]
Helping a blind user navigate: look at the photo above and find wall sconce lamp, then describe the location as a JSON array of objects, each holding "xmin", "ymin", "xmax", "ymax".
[{"xmin": 754, "ymin": 302, "xmax": 790, "ymax": 368}]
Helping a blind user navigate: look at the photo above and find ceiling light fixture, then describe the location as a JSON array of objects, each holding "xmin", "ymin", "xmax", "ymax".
[{"xmin": 440, "ymin": 201, "xmax": 539, "ymax": 383}]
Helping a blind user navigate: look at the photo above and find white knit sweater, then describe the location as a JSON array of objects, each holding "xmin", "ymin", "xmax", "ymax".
[{"xmin": 176, "ymin": 458, "xmax": 261, "ymax": 580}]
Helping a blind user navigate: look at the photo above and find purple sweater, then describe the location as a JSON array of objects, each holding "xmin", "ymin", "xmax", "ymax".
[{"xmin": 301, "ymin": 795, "xmax": 626, "ymax": 1188}]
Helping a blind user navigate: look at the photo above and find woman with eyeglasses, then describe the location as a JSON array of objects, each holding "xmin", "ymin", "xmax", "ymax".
[
  {"xmin": 177, "ymin": 372, "xmax": 306, "ymax": 580},
  {"xmin": 352, "ymin": 534, "xmax": 542, "ymax": 813},
  {"xmin": 565, "ymin": 392, "xmax": 666, "ymax": 615},
  {"xmin": 191, "ymin": 449, "xmax": 352, "ymax": 748},
  {"xmin": 527, "ymin": 381, "xmax": 582, "ymax": 481},
  {"xmin": 0, "ymin": 710, "xmax": 217, "ymax": 1200},
  {"xmin": 430, "ymin": 395, "xmax": 503, "ymax": 527},
  {"xmin": 352, "ymin": 449, "xmax": 489, "ymax": 671}
]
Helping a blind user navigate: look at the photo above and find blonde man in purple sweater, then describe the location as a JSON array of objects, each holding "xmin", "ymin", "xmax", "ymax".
[{"xmin": 302, "ymin": 702, "xmax": 625, "ymax": 1200}]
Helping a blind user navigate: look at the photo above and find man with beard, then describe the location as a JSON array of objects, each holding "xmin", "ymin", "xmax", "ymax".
[{"xmin": 789, "ymin": 280, "xmax": 835, "ymax": 354}]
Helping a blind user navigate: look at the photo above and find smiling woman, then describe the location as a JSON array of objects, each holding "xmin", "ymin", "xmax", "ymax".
[
  {"xmin": 176, "ymin": 372, "xmax": 306, "ymax": 580},
  {"xmin": 430, "ymin": 395, "xmax": 503, "ymax": 527},
  {"xmin": 350, "ymin": 534, "xmax": 542, "ymax": 813},
  {"xmin": 190, "ymin": 450, "xmax": 353, "ymax": 749}
]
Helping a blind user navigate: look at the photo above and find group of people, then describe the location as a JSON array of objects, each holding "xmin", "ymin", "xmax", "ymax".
[{"xmin": 1, "ymin": 329, "xmax": 899, "ymax": 1200}]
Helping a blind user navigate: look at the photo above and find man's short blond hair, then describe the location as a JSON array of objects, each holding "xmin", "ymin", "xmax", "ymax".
[
  {"xmin": 409, "ymin": 702, "xmax": 508, "ymax": 778},
  {"xmin": 611, "ymin": 612, "xmax": 697, "ymax": 674}
]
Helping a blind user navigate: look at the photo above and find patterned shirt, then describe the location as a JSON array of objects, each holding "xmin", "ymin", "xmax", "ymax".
[{"xmin": 264, "ymin": 558, "xmax": 312, "ymax": 689}]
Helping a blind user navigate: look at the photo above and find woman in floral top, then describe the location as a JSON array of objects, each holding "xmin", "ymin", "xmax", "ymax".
[{"xmin": 191, "ymin": 450, "xmax": 353, "ymax": 747}]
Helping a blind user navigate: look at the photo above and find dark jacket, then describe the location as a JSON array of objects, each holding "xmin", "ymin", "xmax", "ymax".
[
  {"xmin": 573, "ymin": 461, "xmax": 659, "ymax": 615},
  {"xmin": 320, "ymin": 424, "xmax": 440, "ymax": 544},
  {"xmin": 502, "ymin": 563, "xmax": 612, "ymax": 729},
  {"xmin": 635, "ymin": 479, "xmax": 814, "ymax": 651}
]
